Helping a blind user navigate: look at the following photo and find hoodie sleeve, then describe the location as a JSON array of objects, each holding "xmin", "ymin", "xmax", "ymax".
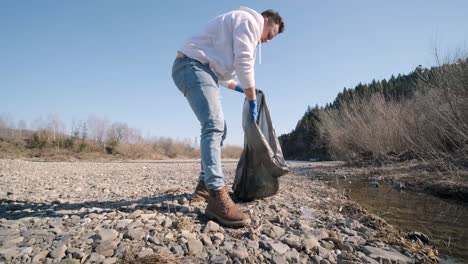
[{"xmin": 232, "ymin": 18, "xmax": 257, "ymax": 89}]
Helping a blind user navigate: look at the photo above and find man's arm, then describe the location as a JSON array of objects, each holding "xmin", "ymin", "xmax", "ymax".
[{"xmin": 229, "ymin": 81, "xmax": 257, "ymax": 122}]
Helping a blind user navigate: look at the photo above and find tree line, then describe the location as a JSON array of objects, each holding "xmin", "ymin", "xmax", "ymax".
[
  {"xmin": 0, "ymin": 115, "xmax": 242, "ymax": 160},
  {"xmin": 279, "ymin": 56, "xmax": 468, "ymax": 171}
]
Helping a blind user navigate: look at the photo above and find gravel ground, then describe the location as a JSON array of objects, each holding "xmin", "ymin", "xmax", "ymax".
[{"xmin": 0, "ymin": 159, "xmax": 435, "ymax": 263}]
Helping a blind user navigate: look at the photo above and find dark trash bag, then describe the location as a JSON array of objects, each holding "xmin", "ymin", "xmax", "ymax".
[{"xmin": 233, "ymin": 90, "xmax": 288, "ymax": 201}]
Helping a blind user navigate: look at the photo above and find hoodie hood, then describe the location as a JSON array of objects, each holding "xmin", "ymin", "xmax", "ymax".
[
  {"xmin": 239, "ymin": 6, "xmax": 264, "ymax": 41},
  {"xmin": 239, "ymin": 6, "xmax": 264, "ymax": 64}
]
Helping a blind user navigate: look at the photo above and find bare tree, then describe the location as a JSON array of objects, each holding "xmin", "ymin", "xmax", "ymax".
[
  {"xmin": 127, "ymin": 127, "xmax": 144, "ymax": 144},
  {"xmin": 16, "ymin": 120, "xmax": 27, "ymax": 139},
  {"xmin": 87, "ymin": 115, "xmax": 109, "ymax": 143},
  {"xmin": 0, "ymin": 113, "xmax": 14, "ymax": 138},
  {"xmin": 106, "ymin": 122, "xmax": 129, "ymax": 145},
  {"xmin": 46, "ymin": 114, "xmax": 65, "ymax": 143}
]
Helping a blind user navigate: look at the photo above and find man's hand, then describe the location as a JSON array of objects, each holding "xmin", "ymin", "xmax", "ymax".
[
  {"xmin": 248, "ymin": 99, "xmax": 258, "ymax": 122},
  {"xmin": 234, "ymin": 84, "xmax": 244, "ymax": 93}
]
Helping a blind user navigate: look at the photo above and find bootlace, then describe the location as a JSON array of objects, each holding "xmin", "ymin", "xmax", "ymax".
[{"xmin": 218, "ymin": 188, "xmax": 234, "ymax": 209}]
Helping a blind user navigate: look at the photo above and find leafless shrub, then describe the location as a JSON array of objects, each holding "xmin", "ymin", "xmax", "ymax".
[
  {"xmin": 320, "ymin": 93, "xmax": 407, "ymax": 162},
  {"xmin": 87, "ymin": 115, "xmax": 109, "ymax": 143},
  {"xmin": 320, "ymin": 55, "xmax": 468, "ymax": 172},
  {"xmin": 222, "ymin": 144, "xmax": 243, "ymax": 159},
  {"xmin": 405, "ymin": 57, "xmax": 468, "ymax": 171},
  {"xmin": 0, "ymin": 114, "xmax": 244, "ymax": 161},
  {"xmin": 106, "ymin": 122, "xmax": 129, "ymax": 146}
]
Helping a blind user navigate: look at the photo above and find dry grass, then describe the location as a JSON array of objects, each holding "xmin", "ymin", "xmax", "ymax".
[
  {"xmin": 119, "ymin": 244, "xmax": 183, "ymax": 264},
  {"xmin": 0, "ymin": 135, "xmax": 242, "ymax": 161},
  {"xmin": 319, "ymin": 57, "xmax": 468, "ymax": 173}
]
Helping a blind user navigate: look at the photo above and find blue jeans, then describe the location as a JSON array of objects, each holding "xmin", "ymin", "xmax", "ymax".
[{"xmin": 172, "ymin": 56, "xmax": 226, "ymax": 190}]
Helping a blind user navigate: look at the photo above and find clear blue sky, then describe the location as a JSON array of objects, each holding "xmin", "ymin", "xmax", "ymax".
[{"xmin": 1, "ymin": 1, "xmax": 467, "ymax": 145}]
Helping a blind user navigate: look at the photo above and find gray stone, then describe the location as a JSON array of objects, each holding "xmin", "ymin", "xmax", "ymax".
[
  {"xmin": 324, "ymin": 237, "xmax": 342, "ymax": 244},
  {"xmin": 213, "ymin": 232, "xmax": 224, "ymax": 241},
  {"xmin": 164, "ymin": 232, "xmax": 174, "ymax": 240},
  {"xmin": 66, "ymin": 247, "xmax": 84, "ymax": 259},
  {"xmin": 317, "ymin": 246, "xmax": 330, "ymax": 257},
  {"xmin": 309, "ymin": 228, "xmax": 329, "ymax": 240},
  {"xmin": 229, "ymin": 247, "xmax": 249, "ymax": 260},
  {"xmin": 171, "ymin": 245, "xmax": 184, "ymax": 256},
  {"xmin": 200, "ymin": 234, "xmax": 212, "ymax": 246},
  {"xmin": 60, "ymin": 259, "xmax": 80, "ymax": 264},
  {"xmin": 187, "ymin": 239, "xmax": 203, "ymax": 255},
  {"xmin": 19, "ymin": 246, "xmax": 33, "ymax": 255},
  {"xmin": 8, "ymin": 236, "xmax": 24, "ymax": 244},
  {"xmin": 0, "ymin": 246, "xmax": 18, "ymax": 260},
  {"xmin": 98, "ymin": 229, "xmax": 119, "ymax": 241},
  {"xmin": 359, "ymin": 254, "xmax": 380, "ymax": 264},
  {"xmin": 272, "ymin": 255, "xmax": 287, "ymax": 264},
  {"xmin": 362, "ymin": 246, "xmax": 412, "ymax": 264},
  {"xmin": 49, "ymin": 244, "xmax": 67, "ymax": 260},
  {"xmin": 181, "ymin": 230, "xmax": 197, "ymax": 241},
  {"xmin": 32, "ymin": 250, "xmax": 49, "ymax": 263},
  {"xmin": 247, "ymin": 240, "xmax": 258, "ymax": 250},
  {"xmin": 338, "ymin": 243, "xmax": 353, "ymax": 252},
  {"xmin": 137, "ymin": 247, "xmax": 153, "ymax": 258},
  {"xmin": 342, "ymin": 228, "xmax": 357, "ymax": 236},
  {"xmin": 302, "ymin": 238, "xmax": 319, "ymax": 252},
  {"xmin": 210, "ymin": 254, "xmax": 229, "ymax": 264},
  {"xmin": 204, "ymin": 220, "xmax": 220, "ymax": 233},
  {"xmin": 148, "ymin": 235, "xmax": 160, "ymax": 245},
  {"xmin": 115, "ymin": 219, "xmax": 133, "ymax": 229},
  {"xmin": 0, "ymin": 228, "xmax": 20, "ymax": 238},
  {"xmin": 345, "ymin": 219, "xmax": 360, "ymax": 229},
  {"xmin": 126, "ymin": 220, "xmax": 143, "ymax": 230},
  {"xmin": 125, "ymin": 227, "xmax": 146, "ymax": 241},
  {"xmin": 283, "ymin": 234, "xmax": 302, "ymax": 249},
  {"xmin": 262, "ymin": 251, "xmax": 272, "ymax": 260},
  {"xmin": 311, "ymin": 255, "xmax": 322, "ymax": 264},
  {"xmin": 103, "ymin": 258, "xmax": 118, "ymax": 264},
  {"xmin": 320, "ymin": 240, "xmax": 334, "ymax": 250},
  {"xmin": 264, "ymin": 224, "xmax": 285, "ymax": 239},
  {"xmin": 127, "ymin": 210, "xmax": 143, "ymax": 219},
  {"xmin": 88, "ymin": 252, "xmax": 105, "ymax": 263},
  {"xmin": 270, "ymin": 242, "xmax": 290, "ymax": 255},
  {"xmin": 95, "ymin": 239, "xmax": 119, "ymax": 255},
  {"xmin": 162, "ymin": 218, "xmax": 173, "ymax": 228},
  {"xmin": 284, "ymin": 248, "xmax": 300, "ymax": 263},
  {"xmin": 222, "ymin": 241, "xmax": 234, "ymax": 251}
]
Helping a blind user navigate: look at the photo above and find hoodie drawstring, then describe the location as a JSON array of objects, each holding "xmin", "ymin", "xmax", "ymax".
[{"xmin": 258, "ymin": 42, "xmax": 262, "ymax": 64}]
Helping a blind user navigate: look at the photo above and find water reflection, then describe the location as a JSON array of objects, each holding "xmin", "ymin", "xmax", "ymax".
[{"xmin": 331, "ymin": 180, "xmax": 468, "ymax": 263}]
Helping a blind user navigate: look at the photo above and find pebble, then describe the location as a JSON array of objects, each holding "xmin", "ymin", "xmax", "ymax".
[
  {"xmin": 49, "ymin": 244, "xmax": 67, "ymax": 260},
  {"xmin": 187, "ymin": 239, "xmax": 203, "ymax": 255},
  {"xmin": 204, "ymin": 220, "xmax": 220, "ymax": 233},
  {"xmin": 98, "ymin": 229, "xmax": 119, "ymax": 241}
]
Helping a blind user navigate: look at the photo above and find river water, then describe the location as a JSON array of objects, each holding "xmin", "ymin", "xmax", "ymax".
[{"xmin": 331, "ymin": 179, "xmax": 468, "ymax": 263}]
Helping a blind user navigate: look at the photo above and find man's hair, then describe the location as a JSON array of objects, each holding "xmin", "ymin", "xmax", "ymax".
[{"xmin": 261, "ymin": 9, "xmax": 285, "ymax": 33}]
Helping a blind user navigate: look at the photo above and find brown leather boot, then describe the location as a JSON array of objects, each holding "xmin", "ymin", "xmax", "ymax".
[
  {"xmin": 191, "ymin": 181, "xmax": 209, "ymax": 203},
  {"xmin": 205, "ymin": 188, "xmax": 251, "ymax": 227}
]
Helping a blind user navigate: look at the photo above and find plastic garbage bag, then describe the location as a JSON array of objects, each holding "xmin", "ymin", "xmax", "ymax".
[{"xmin": 233, "ymin": 90, "xmax": 288, "ymax": 201}]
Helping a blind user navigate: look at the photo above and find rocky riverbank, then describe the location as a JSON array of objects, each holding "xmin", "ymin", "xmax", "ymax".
[
  {"xmin": 0, "ymin": 159, "xmax": 436, "ymax": 263},
  {"xmin": 306, "ymin": 160, "xmax": 468, "ymax": 203}
]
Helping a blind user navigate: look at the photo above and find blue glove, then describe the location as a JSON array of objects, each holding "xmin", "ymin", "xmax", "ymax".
[
  {"xmin": 234, "ymin": 84, "xmax": 244, "ymax": 93},
  {"xmin": 248, "ymin": 99, "xmax": 258, "ymax": 122}
]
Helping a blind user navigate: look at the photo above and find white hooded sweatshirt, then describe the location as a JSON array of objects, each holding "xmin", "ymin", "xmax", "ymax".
[{"xmin": 179, "ymin": 6, "xmax": 264, "ymax": 89}]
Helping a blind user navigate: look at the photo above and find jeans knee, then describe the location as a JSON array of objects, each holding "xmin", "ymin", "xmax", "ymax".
[{"xmin": 201, "ymin": 118, "xmax": 224, "ymax": 138}]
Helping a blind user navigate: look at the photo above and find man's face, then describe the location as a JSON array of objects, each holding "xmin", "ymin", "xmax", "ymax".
[{"xmin": 260, "ymin": 18, "xmax": 279, "ymax": 44}]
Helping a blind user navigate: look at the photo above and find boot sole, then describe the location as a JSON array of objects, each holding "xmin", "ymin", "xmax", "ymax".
[{"xmin": 205, "ymin": 210, "xmax": 251, "ymax": 227}]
